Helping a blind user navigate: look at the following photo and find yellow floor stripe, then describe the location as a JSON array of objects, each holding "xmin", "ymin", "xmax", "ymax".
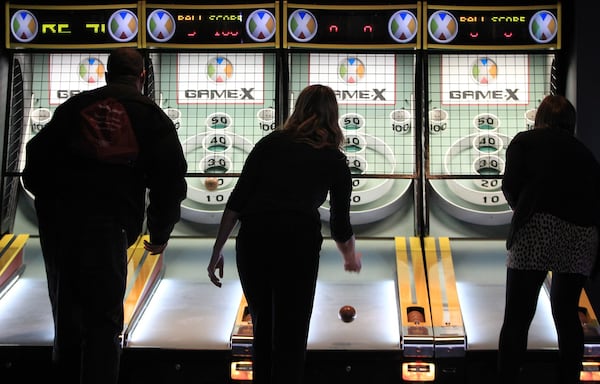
[
  {"xmin": 424, "ymin": 237, "xmax": 444, "ymax": 327},
  {"xmin": 123, "ymin": 234, "xmax": 163, "ymax": 333},
  {"xmin": 395, "ymin": 236, "xmax": 412, "ymax": 326},
  {"xmin": 124, "ymin": 254, "xmax": 162, "ymax": 326},
  {"xmin": 0, "ymin": 234, "xmax": 28, "ymax": 277},
  {"xmin": 125, "ymin": 235, "xmax": 149, "ymax": 288},
  {"xmin": 437, "ymin": 237, "xmax": 463, "ymax": 328},
  {"xmin": 396, "ymin": 236, "xmax": 432, "ymax": 326},
  {"xmin": 0, "ymin": 234, "xmax": 15, "ymax": 253},
  {"xmin": 126, "ymin": 235, "xmax": 144, "ymax": 264},
  {"xmin": 424, "ymin": 237, "xmax": 463, "ymax": 328},
  {"xmin": 410, "ymin": 236, "xmax": 432, "ymax": 324}
]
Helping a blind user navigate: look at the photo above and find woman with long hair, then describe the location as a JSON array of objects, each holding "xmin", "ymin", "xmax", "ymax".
[
  {"xmin": 207, "ymin": 84, "xmax": 362, "ymax": 384},
  {"xmin": 498, "ymin": 95, "xmax": 600, "ymax": 383}
]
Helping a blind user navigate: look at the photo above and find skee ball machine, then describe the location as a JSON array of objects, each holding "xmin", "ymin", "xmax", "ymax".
[
  {"xmin": 121, "ymin": 3, "xmax": 280, "ymax": 383},
  {"xmin": 422, "ymin": 2, "xmax": 600, "ymax": 382},
  {"xmin": 229, "ymin": 2, "xmax": 443, "ymax": 383}
]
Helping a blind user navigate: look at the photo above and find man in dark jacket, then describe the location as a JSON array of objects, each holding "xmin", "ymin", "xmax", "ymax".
[{"xmin": 22, "ymin": 47, "xmax": 187, "ymax": 384}]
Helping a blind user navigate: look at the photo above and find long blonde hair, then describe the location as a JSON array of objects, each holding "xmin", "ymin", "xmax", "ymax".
[{"xmin": 280, "ymin": 84, "xmax": 343, "ymax": 149}]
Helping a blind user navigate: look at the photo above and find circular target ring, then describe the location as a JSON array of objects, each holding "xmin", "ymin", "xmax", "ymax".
[
  {"xmin": 180, "ymin": 132, "xmax": 253, "ymax": 223},
  {"xmin": 443, "ymin": 133, "xmax": 511, "ymax": 207}
]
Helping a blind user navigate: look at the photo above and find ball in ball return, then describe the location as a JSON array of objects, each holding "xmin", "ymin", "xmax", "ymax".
[
  {"xmin": 338, "ymin": 305, "xmax": 357, "ymax": 323},
  {"xmin": 407, "ymin": 309, "xmax": 425, "ymax": 324},
  {"xmin": 204, "ymin": 177, "xmax": 219, "ymax": 191}
]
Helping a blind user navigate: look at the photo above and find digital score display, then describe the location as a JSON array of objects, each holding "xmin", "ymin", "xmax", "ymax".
[
  {"xmin": 425, "ymin": 5, "xmax": 560, "ymax": 49},
  {"xmin": 144, "ymin": 4, "xmax": 277, "ymax": 48},
  {"xmin": 6, "ymin": 4, "xmax": 140, "ymax": 48},
  {"xmin": 285, "ymin": 4, "xmax": 420, "ymax": 49}
]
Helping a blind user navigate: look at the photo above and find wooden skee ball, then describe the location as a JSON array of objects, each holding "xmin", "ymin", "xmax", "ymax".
[
  {"xmin": 407, "ymin": 309, "xmax": 425, "ymax": 324},
  {"xmin": 204, "ymin": 177, "xmax": 219, "ymax": 191},
  {"xmin": 339, "ymin": 305, "xmax": 357, "ymax": 323}
]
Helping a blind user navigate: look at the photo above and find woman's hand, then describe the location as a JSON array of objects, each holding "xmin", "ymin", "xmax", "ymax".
[
  {"xmin": 336, "ymin": 235, "xmax": 362, "ymax": 273},
  {"xmin": 344, "ymin": 252, "xmax": 362, "ymax": 273},
  {"xmin": 207, "ymin": 250, "xmax": 224, "ymax": 287}
]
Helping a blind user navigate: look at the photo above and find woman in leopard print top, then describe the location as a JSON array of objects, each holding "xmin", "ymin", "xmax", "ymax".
[{"xmin": 498, "ymin": 95, "xmax": 600, "ymax": 384}]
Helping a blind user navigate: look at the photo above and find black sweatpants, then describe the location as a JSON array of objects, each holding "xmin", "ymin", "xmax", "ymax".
[
  {"xmin": 235, "ymin": 214, "xmax": 322, "ymax": 384},
  {"xmin": 39, "ymin": 214, "xmax": 128, "ymax": 384},
  {"xmin": 498, "ymin": 268, "xmax": 586, "ymax": 384}
]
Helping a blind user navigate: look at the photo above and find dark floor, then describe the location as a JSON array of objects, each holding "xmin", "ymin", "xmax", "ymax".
[{"xmin": 0, "ymin": 346, "xmax": 568, "ymax": 384}]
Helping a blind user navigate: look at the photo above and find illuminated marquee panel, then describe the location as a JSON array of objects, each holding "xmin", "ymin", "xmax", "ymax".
[
  {"xmin": 143, "ymin": 3, "xmax": 278, "ymax": 48},
  {"xmin": 284, "ymin": 3, "xmax": 421, "ymax": 49},
  {"xmin": 425, "ymin": 4, "xmax": 560, "ymax": 50},
  {"xmin": 6, "ymin": 4, "xmax": 140, "ymax": 48}
]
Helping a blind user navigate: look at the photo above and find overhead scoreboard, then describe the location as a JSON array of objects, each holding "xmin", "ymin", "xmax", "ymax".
[
  {"xmin": 6, "ymin": 3, "xmax": 141, "ymax": 49},
  {"xmin": 424, "ymin": 4, "xmax": 561, "ymax": 50},
  {"xmin": 142, "ymin": 3, "xmax": 279, "ymax": 49},
  {"xmin": 284, "ymin": 3, "xmax": 420, "ymax": 49}
]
